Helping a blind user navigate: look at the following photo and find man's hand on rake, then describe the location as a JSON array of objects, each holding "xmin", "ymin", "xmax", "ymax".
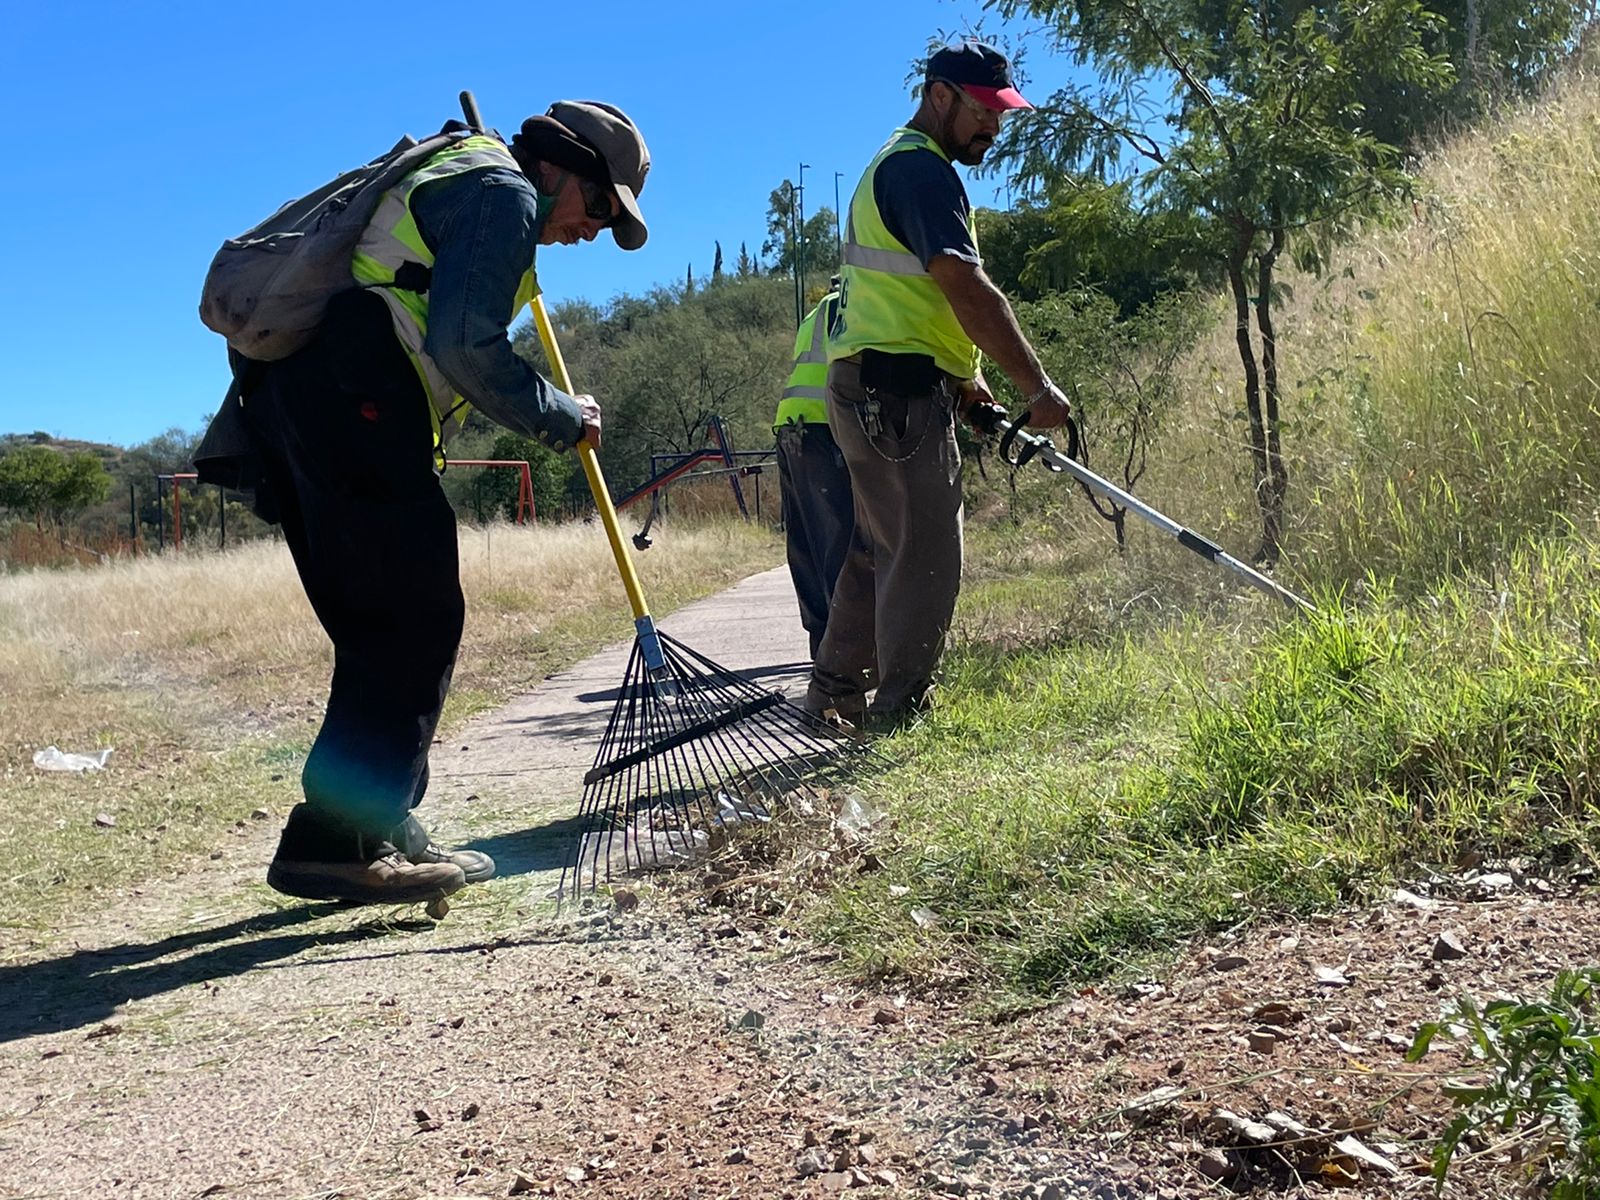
[{"xmin": 577, "ymin": 393, "xmax": 602, "ymax": 449}]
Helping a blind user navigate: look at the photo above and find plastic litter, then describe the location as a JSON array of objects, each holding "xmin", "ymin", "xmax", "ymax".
[
  {"xmin": 713, "ymin": 792, "xmax": 771, "ymax": 827},
  {"xmin": 577, "ymin": 809, "xmax": 710, "ymax": 882},
  {"xmin": 834, "ymin": 792, "xmax": 886, "ymax": 839},
  {"xmin": 33, "ymin": 746, "xmax": 113, "ymax": 773}
]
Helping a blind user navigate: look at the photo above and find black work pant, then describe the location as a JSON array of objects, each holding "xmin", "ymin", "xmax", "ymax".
[
  {"xmin": 241, "ymin": 292, "xmax": 464, "ymax": 847},
  {"xmin": 775, "ymin": 421, "xmax": 855, "ymax": 660}
]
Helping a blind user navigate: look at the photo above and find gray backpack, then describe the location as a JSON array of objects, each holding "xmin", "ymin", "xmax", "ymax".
[{"xmin": 199, "ymin": 122, "xmax": 477, "ymax": 361}]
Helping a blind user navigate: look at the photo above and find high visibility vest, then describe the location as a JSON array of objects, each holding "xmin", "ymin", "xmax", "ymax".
[
  {"xmin": 827, "ymin": 128, "xmax": 981, "ymax": 381},
  {"xmin": 774, "ymin": 290, "xmax": 840, "ymax": 429},
  {"xmin": 350, "ymin": 136, "xmax": 539, "ymax": 459}
]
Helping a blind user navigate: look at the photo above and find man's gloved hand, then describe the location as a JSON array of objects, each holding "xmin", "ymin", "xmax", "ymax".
[
  {"xmin": 577, "ymin": 393, "xmax": 602, "ymax": 449},
  {"xmin": 964, "ymin": 400, "xmax": 1009, "ymax": 435}
]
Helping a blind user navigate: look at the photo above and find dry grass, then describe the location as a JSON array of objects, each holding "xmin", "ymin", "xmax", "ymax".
[
  {"xmin": 1068, "ymin": 61, "xmax": 1600, "ymax": 594},
  {"xmin": 0, "ymin": 519, "xmax": 780, "ymax": 943}
]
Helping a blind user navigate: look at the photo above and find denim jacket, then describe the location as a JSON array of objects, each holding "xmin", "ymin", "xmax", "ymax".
[{"xmin": 409, "ymin": 165, "xmax": 583, "ymax": 449}]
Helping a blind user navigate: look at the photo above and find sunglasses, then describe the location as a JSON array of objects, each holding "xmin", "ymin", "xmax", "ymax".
[
  {"xmin": 579, "ymin": 178, "xmax": 620, "ymax": 226},
  {"xmin": 929, "ymin": 78, "xmax": 1003, "ymax": 120}
]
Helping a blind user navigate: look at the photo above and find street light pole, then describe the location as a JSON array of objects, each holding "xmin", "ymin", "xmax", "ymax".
[
  {"xmin": 797, "ymin": 161, "xmax": 811, "ymax": 309},
  {"xmin": 834, "ymin": 171, "xmax": 844, "ymax": 259}
]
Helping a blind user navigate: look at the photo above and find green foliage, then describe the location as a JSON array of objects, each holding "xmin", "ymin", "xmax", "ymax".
[
  {"xmin": 456, "ymin": 431, "xmax": 576, "ymax": 524},
  {"xmin": 0, "ymin": 444, "xmax": 112, "ymax": 526},
  {"xmin": 1410, "ymin": 968, "xmax": 1600, "ymax": 1197},
  {"xmin": 988, "ymin": 289, "xmax": 1207, "ymax": 544},
  {"xmin": 513, "ymin": 275, "xmax": 796, "ymax": 492},
  {"xmin": 762, "ymin": 184, "xmax": 840, "ymax": 280},
  {"xmin": 977, "ymin": 185, "xmax": 1213, "ymax": 312}
]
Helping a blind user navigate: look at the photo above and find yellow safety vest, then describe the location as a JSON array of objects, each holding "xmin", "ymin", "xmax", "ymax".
[
  {"xmin": 350, "ymin": 136, "xmax": 539, "ymax": 460},
  {"xmin": 774, "ymin": 291, "xmax": 839, "ymax": 429},
  {"xmin": 827, "ymin": 128, "xmax": 981, "ymax": 380}
]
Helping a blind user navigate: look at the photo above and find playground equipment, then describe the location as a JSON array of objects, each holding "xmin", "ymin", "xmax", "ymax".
[{"xmin": 614, "ymin": 415, "xmax": 773, "ymax": 549}]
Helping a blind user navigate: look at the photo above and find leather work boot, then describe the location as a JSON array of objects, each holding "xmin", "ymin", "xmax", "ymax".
[
  {"xmin": 392, "ymin": 814, "xmax": 496, "ymax": 884},
  {"xmin": 267, "ymin": 804, "xmax": 466, "ymax": 904}
]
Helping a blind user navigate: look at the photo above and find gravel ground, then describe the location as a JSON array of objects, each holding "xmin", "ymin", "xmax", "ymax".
[{"xmin": 1, "ymin": 568, "xmax": 1588, "ymax": 1199}]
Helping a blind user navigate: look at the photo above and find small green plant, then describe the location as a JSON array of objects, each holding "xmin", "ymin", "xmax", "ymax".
[{"xmin": 1410, "ymin": 967, "xmax": 1600, "ymax": 1197}]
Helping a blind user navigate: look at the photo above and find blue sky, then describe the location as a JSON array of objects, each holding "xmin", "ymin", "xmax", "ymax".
[{"xmin": 0, "ymin": 0, "xmax": 1091, "ymax": 447}]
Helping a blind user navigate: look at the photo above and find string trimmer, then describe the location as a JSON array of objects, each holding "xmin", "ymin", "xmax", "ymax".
[{"xmin": 968, "ymin": 403, "xmax": 1312, "ymax": 611}]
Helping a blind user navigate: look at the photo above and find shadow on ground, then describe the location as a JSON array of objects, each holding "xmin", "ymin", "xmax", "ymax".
[
  {"xmin": 3, "ymin": 811, "xmax": 594, "ymax": 1045},
  {"xmin": 464, "ymin": 813, "xmax": 585, "ymax": 878},
  {"xmin": 573, "ymin": 660, "xmax": 813, "ymax": 705}
]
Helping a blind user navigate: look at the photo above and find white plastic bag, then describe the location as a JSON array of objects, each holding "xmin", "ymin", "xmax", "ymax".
[
  {"xmin": 33, "ymin": 746, "xmax": 113, "ymax": 773},
  {"xmin": 834, "ymin": 792, "xmax": 886, "ymax": 838}
]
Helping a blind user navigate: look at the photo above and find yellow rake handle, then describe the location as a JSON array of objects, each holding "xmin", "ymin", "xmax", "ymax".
[{"xmin": 531, "ymin": 296, "xmax": 652, "ymax": 623}]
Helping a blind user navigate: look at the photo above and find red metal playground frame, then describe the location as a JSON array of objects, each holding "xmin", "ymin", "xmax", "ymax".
[
  {"xmin": 448, "ymin": 459, "xmax": 536, "ymax": 525},
  {"xmin": 612, "ymin": 415, "xmax": 771, "ymax": 518}
]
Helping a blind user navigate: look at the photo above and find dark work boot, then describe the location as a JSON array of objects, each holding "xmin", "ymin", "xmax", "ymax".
[
  {"xmin": 267, "ymin": 804, "xmax": 465, "ymax": 904},
  {"xmin": 392, "ymin": 814, "xmax": 496, "ymax": 884}
]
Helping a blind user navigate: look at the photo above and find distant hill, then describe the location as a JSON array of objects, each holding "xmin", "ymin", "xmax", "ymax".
[{"xmin": 0, "ymin": 432, "xmax": 125, "ymax": 469}]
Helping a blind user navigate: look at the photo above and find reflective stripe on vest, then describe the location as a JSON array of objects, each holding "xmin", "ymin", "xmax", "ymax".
[
  {"xmin": 775, "ymin": 291, "xmax": 839, "ymax": 429},
  {"xmin": 827, "ymin": 128, "xmax": 981, "ymax": 380},
  {"xmin": 350, "ymin": 136, "xmax": 539, "ymax": 458}
]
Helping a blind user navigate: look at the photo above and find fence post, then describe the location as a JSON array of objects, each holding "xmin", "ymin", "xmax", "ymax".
[{"xmin": 219, "ymin": 485, "xmax": 227, "ymax": 550}]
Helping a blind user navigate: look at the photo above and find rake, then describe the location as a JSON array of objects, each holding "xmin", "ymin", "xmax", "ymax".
[
  {"xmin": 460, "ymin": 242, "xmax": 863, "ymax": 905},
  {"xmin": 527, "ymin": 299, "xmax": 869, "ymax": 900}
]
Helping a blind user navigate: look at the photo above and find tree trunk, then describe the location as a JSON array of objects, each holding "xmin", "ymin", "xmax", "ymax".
[
  {"xmin": 1254, "ymin": 222, "xmax": 1287, "ymax": 564},
  {"xmin": 1227, "ymin": 232, "xmax": 1272, "ymax": 561},
  {"xmin": 1463, "ymin": 0, "xmax": 1480, "ymax": 94}
]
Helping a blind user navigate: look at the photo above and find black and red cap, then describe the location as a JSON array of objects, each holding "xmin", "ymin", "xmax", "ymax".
[{"xmin": 925, "ymin": 41, "xmax": 1031, "ymax": 112}]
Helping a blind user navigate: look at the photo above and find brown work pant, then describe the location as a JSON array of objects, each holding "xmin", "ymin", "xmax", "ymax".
[{"xmin": 806, "ymin": 357, "xmax": 964, "ymax": 718}]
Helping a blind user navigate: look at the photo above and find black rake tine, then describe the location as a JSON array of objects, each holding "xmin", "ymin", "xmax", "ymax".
[{"xmin": 560, "ymin": 629, "xmax": 883, "ymax": 904}]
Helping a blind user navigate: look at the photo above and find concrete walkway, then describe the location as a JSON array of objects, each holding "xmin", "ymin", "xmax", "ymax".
[{"xmin": 426, "ymin": 564, "xmax": 814, "ymax": 900}]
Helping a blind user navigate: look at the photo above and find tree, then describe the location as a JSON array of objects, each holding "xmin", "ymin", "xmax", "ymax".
[
  {"xmin": 0, "ymin": 445, "xmax": 112, "ymax": 530},
  {"xmin": 509, "ymin": 275, "xmax": 797, "ymax": 492},
  {"xmin": 469, "ymin": 431, "xmax": 576, "ymax": 522},
  {"xmin": 761, "ymin": 186, "xmax": 841, "ymax": 277},
  {"xmin": 713, "ymin": 241, "xmax": 725, "ymax": 280},
  {"xmin": 991, "ymin": 0, "xmax": 1454, "ymax": 562},
  {"xmin": 1182, "ymin": 0, "xmax": 1597, "ymax": 147},
  {"xmin": 1009, "ymin": 289, "xmax": 1207, "ymax": 546},
  {"xmin": 977, "ymin": 185, "xmax": 1213, "ymax": 314},
  {"xmin": 736, "ymin": 242, "xmax": 755, "ymax": 278}
]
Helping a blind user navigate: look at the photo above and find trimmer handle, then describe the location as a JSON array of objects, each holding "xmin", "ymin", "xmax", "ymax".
[{"xmin": 967, "ymin": 402, "xmax": 1081, "ymax": 470}]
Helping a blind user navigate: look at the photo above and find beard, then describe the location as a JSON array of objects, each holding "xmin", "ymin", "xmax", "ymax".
[{"xmin": 941, "ymin": 109, "xmax": 994, "ymax": 166}]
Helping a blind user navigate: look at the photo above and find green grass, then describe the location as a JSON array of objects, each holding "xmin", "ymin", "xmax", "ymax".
[
  {"xmin": 819, "ymin": 539, "xmax": 1600, "ymax": 996},
  {"xmin": 810, "ymin": 60, "xmax": 1600, "ymax": 999}
]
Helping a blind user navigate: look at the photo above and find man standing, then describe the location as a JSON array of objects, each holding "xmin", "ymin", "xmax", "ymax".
[
  {"xmin": 774, "ymin": 280, "xmax": 854, "ymax": 660},
  {"xmin": 198, "ymin": 102, "xmax": 651, "ymax": 906},
  {"xmin": 806, "ymin": 42, "xmax": 1072, "ymax": 729}
]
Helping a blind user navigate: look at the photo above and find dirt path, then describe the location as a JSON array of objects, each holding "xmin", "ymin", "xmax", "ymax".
[{"xmin": 1, "ymin": 567, "xmax": 1591, "ymax": 1200}]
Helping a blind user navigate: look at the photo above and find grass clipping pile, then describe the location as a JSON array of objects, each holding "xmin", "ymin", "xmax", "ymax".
[{"xmin": 599, "ymin": 781, "xmax": 889, "ymax": 926}]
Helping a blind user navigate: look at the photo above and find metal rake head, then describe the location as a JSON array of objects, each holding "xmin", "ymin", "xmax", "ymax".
[{"xmin": 560, "ymin": 630, "xmax": 873, "ymax": 901}]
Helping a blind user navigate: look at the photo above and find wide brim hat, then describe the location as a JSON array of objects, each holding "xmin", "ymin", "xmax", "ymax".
[{"xmin": 546, "ymin": 100, "xmax": 651, "ymax": 251}]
